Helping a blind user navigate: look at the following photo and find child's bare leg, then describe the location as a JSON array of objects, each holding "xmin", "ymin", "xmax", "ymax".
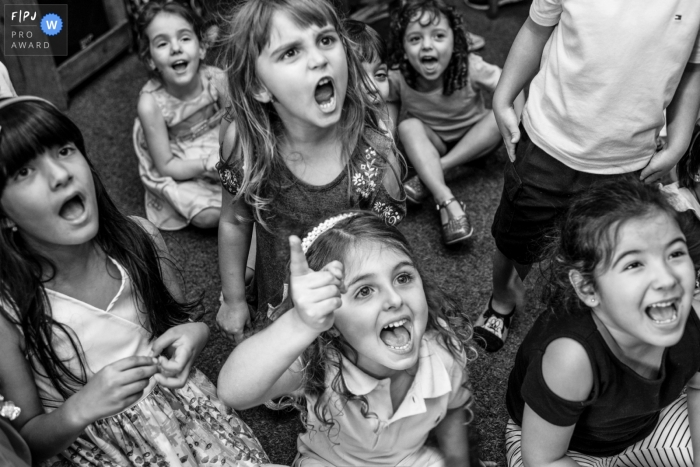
[
  {"xmin": 191, "ymin": 207, "xmax": 221, "ymax": 229},
  {"xmin": 398, "ymin": 118, "xmax": 464, "ymax": 219},
  {"xmin": 441, "ymin": 110, "xmax": 502, "ymax": 172}
]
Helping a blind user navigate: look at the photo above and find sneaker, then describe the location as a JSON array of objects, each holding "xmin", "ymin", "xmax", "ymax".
[
  {"xmin": 436, "ymin": 198, "xmax": 474, "ymax": 245},
  {"xmin": 473, "ymin": 296, "xmax": 515, "ymax": 352},
  {"xmin": 404, "ymin": 175, "xmax": 429, "ymax": 204},
  {"xmin": 467, "ymin": 32, "xmax": 485, "ymax": 51},
  {"xmin": 464, "ymin": 0, "xmax": 525, "ymax": 11}
]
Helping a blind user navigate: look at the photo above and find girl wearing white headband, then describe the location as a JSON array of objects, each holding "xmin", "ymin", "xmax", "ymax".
[{"xmin": 219, "ymin": 210, "xmax": 490, "ymax": 467}]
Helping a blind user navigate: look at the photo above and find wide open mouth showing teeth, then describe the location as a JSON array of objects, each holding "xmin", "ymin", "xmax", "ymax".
[
  {"xmin": 314, "ymin": 77, "xmax": 335, "ymax": 106},
  {"xmin": 172, "ymin": 60, "xmax": 188, "ymax": 72},
  {"xmin": 645, "ymin": 301, "xmax": 678, "ymax": 324},
  {"xmin": 379, "ymin": 318, "xmax": 412, "ymax": 350},
  {"xmin": 59, "ymin": 194, "xmax": 85, "ymax": 220}
]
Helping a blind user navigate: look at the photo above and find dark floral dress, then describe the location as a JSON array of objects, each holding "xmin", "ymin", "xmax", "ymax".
[{"xmin": 217, "ymin": 129, "xmax": 406, "ymax": 323}]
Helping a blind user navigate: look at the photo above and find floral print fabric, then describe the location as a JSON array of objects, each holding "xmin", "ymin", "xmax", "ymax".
[{"xmin": 43, "ymin": 370, "xmax": 270, "ymax": 467}]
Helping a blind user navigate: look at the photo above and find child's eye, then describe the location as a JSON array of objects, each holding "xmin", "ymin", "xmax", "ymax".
[
  {"xmin": 282, "ymin": 48, "xmax": 298, "ymax": 60},
  {"xmin": 670, "ymin": 249, "xmax": 688, "ymax": 259},
  {"xmin": 13, "ymin": 166, "xmax": 32, "ymax": 180},
  {"xmin": 396, "ymin": 272, "xmax": 413, "ymax": 284},
  {"xmin": 355, "ymin": 286, "xmax": 372, "ymax": 298},
  {"xmin": 319, "ymin": 34, "xmax": 337, "ymax": 47},
  {"xmin": 624, "ymin": 261, "xmax": 643, "ymax": 271},
  {"xmin": 407, "ymin": 36, "xmax": 420, "ymax": 44},
  {"xmin": 58, "ymin": 146, "xmax": 75, "ymax": 157},
  {"xmin": 375, "ymin": 72, "xmax": 388, "ymax": 82}
]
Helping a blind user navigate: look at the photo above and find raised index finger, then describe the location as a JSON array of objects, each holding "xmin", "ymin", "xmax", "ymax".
[{"xmin": 289, "ymin": 235, "xmax": 311, "ymax": 277}]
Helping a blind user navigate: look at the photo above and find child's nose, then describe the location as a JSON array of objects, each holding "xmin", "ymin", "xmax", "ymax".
[
  {"xmin": 46, "ymin": 159, "xmax": 73, "ymax": 189},
  {"xmin": 383, "ymin": 286, "xmax": 403, "ymax": 310},
  {"xmin": 653, "ymin": 262, "xmax": 679, "ymax": 290},
  {"xmin": 171, "ymin": 39, "xmax": 182, "ymax": 54},
  {"xmin": 308, "ymin": 46, "xmax": 329, "ymax": 69}
]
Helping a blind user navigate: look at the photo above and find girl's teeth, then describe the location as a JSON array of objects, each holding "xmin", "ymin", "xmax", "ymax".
[
  {"xmin": 319, "ymin": 96, "xmax": 335, "ymax": 110},
  {"xmin": 388, "ymin": 342, "xmax": 410, "ymax": 351}
]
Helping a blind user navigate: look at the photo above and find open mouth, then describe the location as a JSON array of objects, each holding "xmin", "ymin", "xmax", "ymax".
[
  {"xmin": 314, "ymin": 77, "xmax": 336, "ymax": 111},
  {"xmin": 645, "ymin": 300, "xmax": 679, "ymax": 325},
  {"xmin": 172, "ymin": 60, "xmax": 188, "ymax": 72},
  {"xmin": 379, "ymin": 318, "xmax": 413, "ymax": 351},
  {"xmin": 59, "ymin": 194, "xmax": 86, "ymax": 221}
]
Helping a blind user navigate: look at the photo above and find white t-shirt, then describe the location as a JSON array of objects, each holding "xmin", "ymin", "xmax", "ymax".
[{"xmin": 523, "ymin": 0, "xmax": 700, "ymax": 174}]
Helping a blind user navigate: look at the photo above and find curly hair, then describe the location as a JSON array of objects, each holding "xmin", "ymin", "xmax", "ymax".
[
  {"xmin": 538, "ymin": 176, "xmax": 681, "ymax": 318},
  {"xmin": 217, "ymin": 0, "xmax": 398, "ymax": 229},
  {"xmin": 388, "ymin": 0, "xmax": 471, "ymax": 96},
  {"xmin": 135, "ymin": 0, "xmax": 207, "ymax": 81},
  {"xmin": 270, "ymin": 210, "xmax": 477, "ymax": 430}
]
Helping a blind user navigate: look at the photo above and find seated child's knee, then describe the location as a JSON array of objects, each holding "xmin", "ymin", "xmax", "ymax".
[
  {"xmin": 191, "ymin": 208, "xmax": 220, "ymax": 229},
  {"xmin": 398, "ymin": 118, "xmax": 424, "ymax": 138}
]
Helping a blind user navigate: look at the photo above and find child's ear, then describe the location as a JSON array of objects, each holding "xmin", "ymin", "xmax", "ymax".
[
  {"xmin": 252, "ymin": 85, "xmax": 274, "ymax": 104},
  {"xmin": 147, "ymin": 57, "xmax": 157, "ymax": 72},
  {"xmin": 569, "ymin": 270, "xmax": 598, "ymax": 308},
  {"xmin": 199, "ymin": 42, "xmax": 207, "ymax": 61}
]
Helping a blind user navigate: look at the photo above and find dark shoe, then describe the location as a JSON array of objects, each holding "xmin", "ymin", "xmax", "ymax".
[
  {"xmin": 473, "ymin": 296, "xmax": 515, "ymax": 352},
  {"xmin": 436, "ymin": 198, "xmax": 473, "ymax": 245},
  {"xmin": 404, "ymin": 175, "xmax": 429, "ymax": 204},
  {"xmin": 464, "ymin": 0, "xmax": 526, "ymax": 10}
]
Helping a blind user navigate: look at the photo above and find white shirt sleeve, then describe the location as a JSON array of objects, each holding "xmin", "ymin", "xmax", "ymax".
[{"xmin": 529, "ymin": 0, "xmax": 563, "ymax": 27}]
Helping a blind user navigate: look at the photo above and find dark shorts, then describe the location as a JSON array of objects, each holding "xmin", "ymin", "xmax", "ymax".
[{"xmin": 491, "ymin": 126, "xmax": 637, "ymax": 266}]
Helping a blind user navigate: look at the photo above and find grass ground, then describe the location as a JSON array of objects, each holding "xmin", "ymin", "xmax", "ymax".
[{"xmin": 61, "ymin": 1, "xmax": 533, "ymax": 464}]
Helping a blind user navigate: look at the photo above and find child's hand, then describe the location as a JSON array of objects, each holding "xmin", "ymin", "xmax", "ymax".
[
  {"xmin": 73, "ymin": 356, "xmax": 158, "ymax": 425},
  {"xmin": 493, "ymin": 102, "xmax": 520, "ymax": 163},
  {"xmin": 202, "ymin": 152, "xmax": 221, "ymax": 182},
  {"xmin": 216, "ymin": 299, "xmax": 251, "ymax": 343},
  {"xmin": 640, "ymin": 146, "xmax": 684, "ymax": 184},
  {"xmin": 289, "ymin": 235, "xmax": 344, "ymax": 333},
  {"xmin": 151, "ymin": 323, "xmax": 209, "ymax": 389}
]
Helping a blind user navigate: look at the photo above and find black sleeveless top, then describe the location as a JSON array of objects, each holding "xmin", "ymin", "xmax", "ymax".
[{"xmin": 506, "ymin": 308, "xmax": 700, "ymax": 456}]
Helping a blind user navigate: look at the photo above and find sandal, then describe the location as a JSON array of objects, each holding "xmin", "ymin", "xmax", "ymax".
[
  {"xmin": 473, "ymin": 296, "xmax": 515, "ymax": 352},
  {"xmin": 436, "ymin": 198, "xmax": 473, "ymax": 245},
  {"xmin": 404, "ymin": 175, "xmax": 429, "ymax": 204}
]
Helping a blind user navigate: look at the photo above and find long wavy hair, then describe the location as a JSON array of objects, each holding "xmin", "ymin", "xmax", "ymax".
[
  {"xmin": 388, "ymin": 0, "xmax": 471, "ymax": 96},
  {"xmin": 539, "ymin": 177, "xmax": 681, "ymax": 317},
  {"xmin": 135, "ymin": 0, "xmax": 207, "ymax": 81},
  {"xmin": 0, "ymin": 99, "xmax": 199, "ymax": 406},
  {"xmin": 217, "ymin": 0, "xmax": 397, "ymax": 228},
  {"xmin": 272, "ymin": 211, "xmax": 476, "ymax": 430}
]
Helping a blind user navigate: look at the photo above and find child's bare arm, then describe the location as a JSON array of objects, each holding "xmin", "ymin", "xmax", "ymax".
[
  {"xmin": 137, "ymin": 93, "xmax": 209, "ymax": 180},
  {"xmin": 0, "ymin": 316, "xmax": 157, "ymax": 462},
  {"xmin": 493, "ymin": 17, "xmax": 554, "ymax": 160},
  {"xmin": 641, "ymin": 62, "xmax": 700, "ymax": 184},
  {"xmin": 218, "ymin": 236, "xmax": 342, "ymax": 409},
  {"xmin": 217, "ymin": 191, "xmax": 254, "ymax": 342}
]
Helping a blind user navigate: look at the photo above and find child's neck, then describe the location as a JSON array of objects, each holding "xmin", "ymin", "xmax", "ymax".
[
  {"xmin": 36, "ymin": 240, "xmax": 121, "ymax": 310},
  {"xmin": 280, "ymin": 125, "xmax": 346, "ymax": 185},
  {"xmin": 592, "ymin": 311, "xmax": 665, "ymax": 379},
  {"xmin": 414, "ymin": 74, "xmax": 443, "ymax": 93},
  {"xmin": 164, "ymin": 71, "xmax": 203, "ymax": 101}
]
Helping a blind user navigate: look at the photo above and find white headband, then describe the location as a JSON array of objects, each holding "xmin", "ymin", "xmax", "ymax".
[
  {"xmin": 301, "ymin": 212, "xmax": 358, "ymax": 253},
  {"xmin": 0, "ymin": 95, "xmax": 54, "ymax": 111}
]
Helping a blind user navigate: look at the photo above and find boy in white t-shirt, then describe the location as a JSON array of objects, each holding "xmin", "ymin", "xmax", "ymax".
[{"xmin": 474, "ymin": 0, "xmax": 700, "ymax": 352}]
